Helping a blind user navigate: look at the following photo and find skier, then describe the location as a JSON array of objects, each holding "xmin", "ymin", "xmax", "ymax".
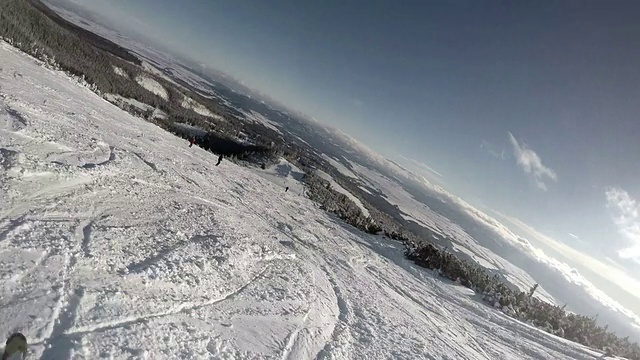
[
  {"xmin": 215, "ymin": 154, "xmax": 223, "ymax": 166},
  {"xmin": 2, "ymin": 333, "xmax": 27, "ymax": 360},
  {"xmin": 189, "ymin": 137, "xmax": 195, "ymax": 148},
  {"xmin": 285, "ymin": 186, "xmax": 289, "ymax": 192}
]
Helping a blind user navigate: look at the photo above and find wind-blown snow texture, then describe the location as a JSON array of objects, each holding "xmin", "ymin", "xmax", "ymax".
[{"xmin": 0, "ymin": 42, "xmax": 613, "ymax": 359}]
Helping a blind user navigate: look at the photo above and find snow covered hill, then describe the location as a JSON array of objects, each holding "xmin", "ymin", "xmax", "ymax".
[
  {"xmin": 135, "ymin": 75, "xmax": 168, "ymax": 100},
  {"xmin": 0, "ymin": 42, "xmax": 616, "ymax": 359}
]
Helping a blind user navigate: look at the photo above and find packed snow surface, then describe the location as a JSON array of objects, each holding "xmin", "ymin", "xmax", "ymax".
[
  {"xmin": 257, "ymin": 158, "xmax": 305, "ymax": 196},
  {"xmin": 0, "ymin": 41, "xmax": 613, "ymax": 359}
]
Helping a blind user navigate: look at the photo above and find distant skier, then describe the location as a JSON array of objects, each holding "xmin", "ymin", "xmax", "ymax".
[
  {"xmin": 216, "ymin": 154, "xmax": 223, "ymax": 166},
  {"xmin": 189, "ymin": 137, "xmax": 195, "ymax": 148},
  {"xmin": 285, "ymin": 186, "xmax": 289, "ymax": 192},
  {"xmin": 2, "ymin": 333, "xmax": 27, "ymax": 360}
]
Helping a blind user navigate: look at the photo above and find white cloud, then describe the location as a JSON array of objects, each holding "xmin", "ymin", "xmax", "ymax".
[
  {"xmin": 606, "ymin": 187, "xmax": 640, "ymax": 259},
  {"xmin": 568, "ymin": 232, "xmax": 580, "ymax": 240},
  {"xmin": 508, "ymin": 132, "xmax": 557, "ymax": 190}
]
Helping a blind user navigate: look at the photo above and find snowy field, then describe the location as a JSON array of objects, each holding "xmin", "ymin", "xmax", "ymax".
[{"xmin": 0, "ymin": 42, "xmax": 614, "ymax": 359}]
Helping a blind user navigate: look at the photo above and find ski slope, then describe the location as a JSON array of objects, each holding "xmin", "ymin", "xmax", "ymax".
[{"xmin": 0, "ymin": 42, "xmax": 614, "ymax": 359}]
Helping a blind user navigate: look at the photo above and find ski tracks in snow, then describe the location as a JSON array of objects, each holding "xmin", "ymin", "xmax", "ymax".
[
  {"xmin": 280, "ymin": 307, "xmax": 312, "ymax": 360},
  {"xmin": 24, "ymin": 263, "xmax": 271, "ymax": 359},
  {"xmin": 88, "ymin": 265, "xmax": 268, "ymax": 333}
]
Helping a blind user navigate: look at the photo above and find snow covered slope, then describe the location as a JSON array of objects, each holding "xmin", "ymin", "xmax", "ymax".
[
  {"xmin": 135, "ymin": 75, "xmax": 168, "ymax": 100},
  {"xmin": 0, "ymin": 41, "xmax": 614, "ymax": 359},
  {"xmin": 256, "ymin": 158, "xmax": 305, "ymax": 196},
  {"xmin": 242, "ymin": 110, "xmax": 283, "ymax": 135},
  {"xmin": 181, "ymin": 95, "xmax": 222, "ymax": 120},
  {"xmin": 316, "ymin": 170, "xmax": 370, "ymax": 218}
]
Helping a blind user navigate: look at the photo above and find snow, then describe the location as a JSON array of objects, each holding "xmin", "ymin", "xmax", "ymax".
[
  {"xmin": 256, "ymin": 158, "xmax": 305, "ymax": 196},
  {"xmin": 316, "ymin": 170, "xmax": 370, "ymax": 218},
  {"xmin": 135, "ymin": 75, "xmax": 168, "ymax": 100},
  {"xmin": 181, "ymin": 95, "xmax": 223, "ymax": 120},
  {"xmin": 103, "ymin": 93, "xmax": 153, "ymax": 112},
  {"xmin": 112, "ymin": 66, "xmax": 127, "ymax": 78},
  {"xmin": 172, "ymin": 123, "xmax": 208, "ymax": 138},
  {"xmin": 241, "ymin": 110, "xmax": 283, "ymax": 134},
  {"xmin": 321, "ymin": 153, "xmax": 358, "ymax": 179},
  {"xmin": 140, "ymin": 61, "xmax": 178, "ymax": 86},
  {"xmin": 152, "ymin": 108, "xmax": 168, "ymax": 120},
  {"xmin": 347, "ymin": 161, "xmax": 556, "ymax": 302},
  {"xmin": 451, "ymin": 243, "xmax": 499, "ymax": 271},
  {"xmin": 0, "ymin": 40, "xmax": 615, "ymax": 359},
  {"xmin": 103, "ymin": 94, "xmax": 166, "ymax": 120}
]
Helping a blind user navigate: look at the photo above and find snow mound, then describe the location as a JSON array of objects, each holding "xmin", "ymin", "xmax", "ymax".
[
  {"xmin": 0, "ymin": 40, "xmax": 611, "ymax": 359},
  {"xmin": 135, "ymin": 75, "xmax": 168, "ymax": 100}
]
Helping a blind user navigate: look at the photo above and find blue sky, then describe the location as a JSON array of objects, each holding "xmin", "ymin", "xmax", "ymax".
[{"xmin": 56, "ymin": 0, "xmax": 640, "ymax": 320}]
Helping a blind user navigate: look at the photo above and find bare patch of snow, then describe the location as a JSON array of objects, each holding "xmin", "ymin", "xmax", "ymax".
[
  {"xmin": 316, "ymin": 169, "xmax": 370, "ymax": 218},
  {"xmin": 112, "ymin": 66, "xmax": 128, "ymax": 78},
  {"xmin": 135, "ymin": 75, "xmax": 168, "ymax": 100},
  {"xmin": 181, "ymin": 95, "xmax": 223, "ymax": 120},
  {"xmin": 103, "ymin": 93, "xmax": 165, "ymax": 121}
]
